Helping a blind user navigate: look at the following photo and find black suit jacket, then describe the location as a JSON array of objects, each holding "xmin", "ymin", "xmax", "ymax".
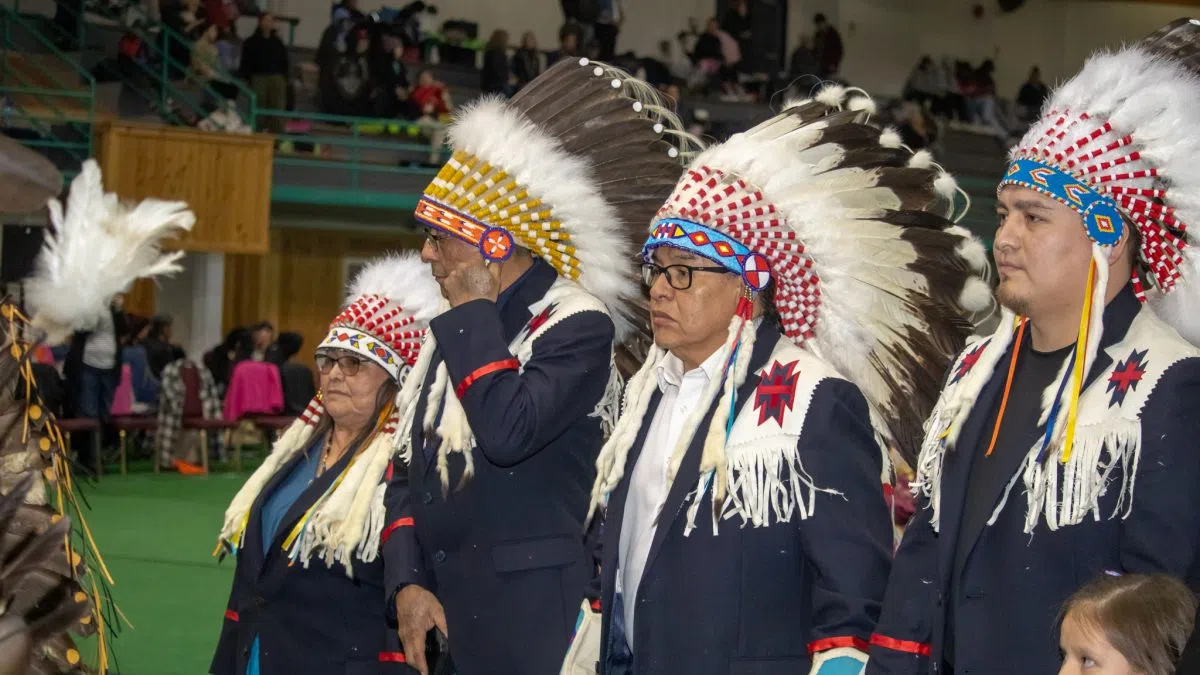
[
  {"xmin": 599, "ymin": 323, "xmax": 893, "ymax": 675},
  {"xmin": 869, "ymin": 287, "xmax": 1200, "ymax": 675},
  {"xmin": 211, "ymin": 437, "xmax": 410, "ymax": 675},
  {"xmin": 382, "ymin": 262, "xmax": 616, "ymax": 675}
]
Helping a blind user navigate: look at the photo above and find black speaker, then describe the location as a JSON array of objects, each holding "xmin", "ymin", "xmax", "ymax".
[{"xmin": 1, "ymin": 225, "xmax": 45, "ymax": 284}]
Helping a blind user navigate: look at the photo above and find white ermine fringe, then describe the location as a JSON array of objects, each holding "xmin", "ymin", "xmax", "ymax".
[
  {"xmin": 913, "ymin": 312, "xmax": 1018, "ymax": 532},
  {"xmin": 393, "ymin": 332, "xmax": 438, "ymax": 464},
  {"xmin": 988, "ymin": 423, "xmax": 1140, "ymax": 534},
  {"xmin": 586, "ymin": 346, "xmax": 664, "ymax": 524},
  {"xmin": 292, "ymin": 425, "xmax": 395, "ymax": 576},
  {"xmin": 698, "ymin": 318, "xmax": 756, "ymax": 514},
  {"xmin": 590, "ymin": 362, "xmax": 624, "ymax": 437},
  {"xmin": 219, "ymin": 418, "xmax": 316, "ymax": 546}
]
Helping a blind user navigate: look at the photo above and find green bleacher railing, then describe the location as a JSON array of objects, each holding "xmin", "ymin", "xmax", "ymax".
[
  {"xmin": 263, "ymin": 108, "xmax": 445, "ymax": 191},
  {"xmin": 0, "ymin": 6, "xmax": 96, "ymax": 165}
]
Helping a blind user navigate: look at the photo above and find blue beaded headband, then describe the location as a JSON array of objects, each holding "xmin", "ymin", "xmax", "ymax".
[
  {"xmin": 642, "ymin": 218, "xmax": 772, "ymax": 291},
  {"xmin": 999, "ymin": 158, "xmax": 1125, "ymax": 246}
]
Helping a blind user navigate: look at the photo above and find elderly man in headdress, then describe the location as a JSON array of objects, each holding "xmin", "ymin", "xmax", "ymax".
[
  {"xmin": 583, "ymin": 86, "xmax": 991, "ymax": 675},
  {"xmin": 382, "ymin": 59, "xmax": 693, "ymax": 675},
  {"xmin": 869, "ymin": 19, "xmax": 1200, "ymax": 675}
]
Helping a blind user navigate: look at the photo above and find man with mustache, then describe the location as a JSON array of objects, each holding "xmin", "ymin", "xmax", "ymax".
[
  {"xmin": 382, "ymin": 59, "xmax": 691, "ymax": 675},
  {"xmin": 584, "ymin": 85, "xmax": 990, "ymax": 675},
  {"xmin": 868, "ymin": 20, "xmax": 1200, "ymax": 675}
]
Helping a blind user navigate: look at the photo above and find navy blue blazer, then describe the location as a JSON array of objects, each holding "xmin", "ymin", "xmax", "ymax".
[
  {"xmin": 599, "ymin": 323, "xmax": 893, "ymax": 675},
  {"xmin": 382, "ymin": 262, "xmax": 616, "ymax": 675},
  {"xmin": 211, "ymin": 439, "xmax": 410, "ymax": 675},
  {"xmin": 868, "ymin": 287, "xmax": 1200, "ymax": 675}
]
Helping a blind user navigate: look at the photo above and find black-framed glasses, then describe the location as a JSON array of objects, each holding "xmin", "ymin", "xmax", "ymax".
[
  {"xmin": 315, "ymin": 353, "xmax": 369, "ymax": 376},
  {"xmin": 641, "ymin": 262, "xmax": 731, "ymax": 290},
  {"xmin": 423, "ymin": 227, "xmax": 449, "ymax": 251}
]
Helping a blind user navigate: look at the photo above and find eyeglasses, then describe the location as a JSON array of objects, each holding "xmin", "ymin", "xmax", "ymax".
[
  {"xmin": 641, "ymin": 262, "xmax": 730, "ymax": 290},
  {"xmin": 315, "ymin": 353, "xmax": 369, "ymax": 376},
  {"xmin": 423, "ymin": 227, "xmax": 449, "ymax": 252}
]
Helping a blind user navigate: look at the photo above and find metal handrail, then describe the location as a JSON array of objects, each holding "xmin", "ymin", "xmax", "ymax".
[
  {"xmin": 146, "ymin": 15, "xmax": 257, "ymax": 127},
  {"xmin": 0, "ymin": 6, "xmax": 96, "ymax": 160}
]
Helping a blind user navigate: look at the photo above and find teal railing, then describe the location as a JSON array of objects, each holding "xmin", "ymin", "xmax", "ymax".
[
  {"xmin": 265, "ymin": 108, "xmax": 445, "ymax": 194},
  {"xmin": 0, "ymin": 6, "xmax": 96, "ymax": 167}
]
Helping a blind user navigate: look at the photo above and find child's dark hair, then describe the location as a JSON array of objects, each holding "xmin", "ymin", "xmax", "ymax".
[{"xmin": 1062, "ymin": 573, "xmax": 1197, "ymax": 675}]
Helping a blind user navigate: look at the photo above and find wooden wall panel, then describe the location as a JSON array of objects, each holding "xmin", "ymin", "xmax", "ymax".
[
  {"xmin": 124, "ymin": 278, "xmax": 157, "ymax": 318},
  {"xmin": 94, "ymin": 121, "xmax": 274, "ymax": 254},
  {"xmin": 224, "ymin": 228, "xmax": 424, "ymax": 366}
]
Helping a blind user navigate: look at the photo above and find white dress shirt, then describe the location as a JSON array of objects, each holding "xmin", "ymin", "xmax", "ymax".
[{"xmin": 617, "ymin": 348, "xmax": 724, "ymax": 646}]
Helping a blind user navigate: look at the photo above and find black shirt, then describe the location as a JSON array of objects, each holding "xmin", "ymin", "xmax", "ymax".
[{"xmin": 945, "ymin": 329, "xmax": 1071, "ymax": 665}]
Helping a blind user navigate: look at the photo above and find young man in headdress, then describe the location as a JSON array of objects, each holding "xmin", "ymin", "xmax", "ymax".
[
  {"xmin": 382, "ymin": 58, "xmax": 692, "ymax": 675},
  {"xmin": 868, "ymin": 19, "xmax": 1200, "ymax": 675},
  {"xmin": 585, "ymin": 86, "xmax": 991, "ymax": 675}
]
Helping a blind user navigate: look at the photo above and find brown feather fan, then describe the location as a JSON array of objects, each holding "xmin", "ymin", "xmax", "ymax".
[
  {"xmin": 0, "ymin": 303, "xmax": 117, "ymax": 674},
  {"xmin": 1141, "ymin": 17, "xmax": 1200, "ymax": 68}
]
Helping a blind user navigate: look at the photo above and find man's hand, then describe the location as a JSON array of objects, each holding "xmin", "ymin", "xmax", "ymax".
[
  {"xmin": 395, "ymin": 584, "xmax": 448, "ymax": 675},
  {"xmin": 441, "ymin": 262, "xmax": 500, "ymax": 308}
]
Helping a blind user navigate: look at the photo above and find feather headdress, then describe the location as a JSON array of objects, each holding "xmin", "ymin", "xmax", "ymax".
[
  {"xmin": 218, "ymin": 252, "xmax": 442, "ymax": 575},
  {"xmin": 25, "ymin": 160, "xmax": 195, "ymax": 344},
  {"xmin": 414, "ymin": 57, "xmax": 697, "ymax": 340},
  {"xmin": 589, "ymin": 85, "xmax": 991, "ymax": 526},
  {"xmin": 916, "ymin": 19, "xmax": 1200, "ymax": 533},
  {"xmin": 401, "ymin": 59, "xmax": 697, "ymax": 490}
]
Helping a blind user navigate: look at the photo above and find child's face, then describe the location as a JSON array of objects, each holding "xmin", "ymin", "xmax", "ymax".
[{"xmin": 1059, "ymin": 615, "xmax": 1142, "ymax": 675}]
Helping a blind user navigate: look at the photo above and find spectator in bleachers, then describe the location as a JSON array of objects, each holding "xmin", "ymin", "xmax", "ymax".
[
  {"xmin": 584, "ymin": 38, "xmax": 603, "ymax": 62},
  {"xmin": 687, "ymin": 18, "xmax": 724, "ymax": 90},
  {"xmin": 548, "ymin": 26, "xmax": 580, "ymax": 66},
  {"xmin": 941, "ymin": 57, "xmax": 971, "ymax": 122},
  {"xmin": 481, "ymin": 29, "xmax": 515, "ymax": 97},
  {"xmin": 788, "ymin": 34, "xmax": 818, "ymax": 86},
  {"xmin": 904, "ymin": 56, "xmax": 944, "ymax": 112},
  {"xmin": 178, "ymin": 0, "xmax": 207, "ymax": 36},
  {"xmin": 1015, "ymin": 65, "xmax": 1049, "ymax": 123},
  {"xmin": 318, "ymin": 25, "xmax": 375, "ymax": 116},
  {"xmin": 642, "ymin": 39, "xmax": 688, "ymax": 89},
  {"xmin": 377, "ymin": 44, "xmax": 413, "ymax": 118},
  {"xmin": 966, "ymin": 59, "xmax": 1011, "ymax": 140},
  {"xmin": 895, "ymin": 100, "xmax": 934, "ymax": 150},
  {"xmin": 191, "ymin": 22, "xmax": 242, "ymax": 108},
  {"xmin": 721, "ymin": 0, "xmax": 752, "ymax": 68},
  {"xmin": 331, "ymin": 0, "xmax": 365, "ymax": 26},
  {"xmin": 240, "ymin": 13, "xmax": 291, "ymax": 133},
  {"xmin": 594, "ymin": 0, "xmax": 623, "ymax": 61},
  {"xmin": 812, "ymin": 12, "xmax": 843, "ymax": 78},
  {"xmin": 409, "ymin": 69, "xmax": 451, "ymax": 120},
  {"xmin": 512, "ymin": 31, "xmax": 542, "ymax": 91}
]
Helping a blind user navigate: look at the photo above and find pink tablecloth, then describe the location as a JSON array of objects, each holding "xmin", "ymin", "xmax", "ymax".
[{"xmin": 223, "ymin": 361, "xmax": 284, "ymax": 421}]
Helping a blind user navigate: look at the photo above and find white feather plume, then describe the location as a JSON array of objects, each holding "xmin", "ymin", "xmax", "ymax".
[
  {"xmin": 26, "ymin": 160, "xmax": 194, "ymax": 343},
  {"xmin": 346, "ymin": 251, "xmax": 444, "ymax": 323},
  {"xmin": 445, "ymin": 97, "xmax": 638, "ymax": 338}
]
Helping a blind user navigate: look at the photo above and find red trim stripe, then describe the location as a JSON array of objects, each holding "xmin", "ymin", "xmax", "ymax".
[
  {"xmin": 870, "ymin": 633, "xmax": 932, "ymax": 656},
  {"xmin": 808, "ymin": 636, "xmax": 869, "ymax": 654},
  {"xmin": 590, "ymin": 599, "xmax": 601, "ymax": 613},
  {"xmin": 378, "ymin": 652, "xmax": 407, "ymax": 663},
  {"xmin": 455, "ymin": 358, "xmax": 520, "ymax": 398},
  {"xmin": 224, "ymin": 610, "xmax": 239, "ymax": 622},
  {"xmin": 381, "ymin": 517, "xmax": 415, "ymax": 545}
]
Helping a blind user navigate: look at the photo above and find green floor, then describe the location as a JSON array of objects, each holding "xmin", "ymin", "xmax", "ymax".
[{"xmin": 75, "ymin": 472, "xmax": 250, "ymax": 674}]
